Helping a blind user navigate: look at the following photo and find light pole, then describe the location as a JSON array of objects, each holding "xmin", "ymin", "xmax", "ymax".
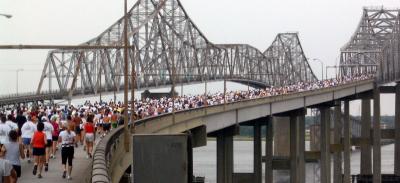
[
  {"xmin": 16, "ymin": 69, "xmax": 23, "ymax": 95},
  {"xmin": 0, "ymin": 14, "xmax": 12, "ymax": 19},
  {"xmin": 123, "ymin": 0, "xmax": 130, "ymax": 152},
  {"xmin": 312, "ymin": 58, "xmax": 324, "ymax": 81}
]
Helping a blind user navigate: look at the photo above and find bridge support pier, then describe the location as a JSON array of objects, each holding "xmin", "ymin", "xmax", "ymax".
[
  {"xmin": 373, "ymin": 83, "xmax": 381, "ymax": 183},
  {"xmin": 265, "ymin": 116, "xmax": 273, "ymax": 183},
  {"xmin": 343, "ymin": 100, "xmax": 351, "ymax": 183},
  {"xmin": 273, "ymin": 116, "xmax": 290, "ymax": 182},
  {"xmin": 298, "ymin": 112, "xmax": 306, "ymax": 183},
  {"xmin": 273, "ymin": 117, "xmax": 290, "ymax": 157},
  {"xmin": 333, "ymin": 102, "xmax": 343, "ymax": 183},
  {"xmin": 395, "ymin": 83, "xmax": 400, "ymax": 176},
  {"xmin": 320, "ymin": 107, "xmax": 331, "ymax": 183},
  {"xmin": 216, "ymin": 127, "xmax": 235, "ymax": 183},
  {"xmin": 254, "ymin": 121, "xmax": 262, "ymax": 183},
  {"xmin": 272, "ymin": 110, "xmax": 306, "ymax": 183},
  {"xmin": 360, "ymin": 98, "xmax": 372, "ymax": 175},
  {"xmin": 289, "ymin": 110, "xmax": 306, "ymax": 183}
]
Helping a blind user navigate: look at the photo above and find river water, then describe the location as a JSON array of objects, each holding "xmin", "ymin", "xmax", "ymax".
[{"xmin": 193, "ymin": 140, "xmax": 395, "ymax": 183}]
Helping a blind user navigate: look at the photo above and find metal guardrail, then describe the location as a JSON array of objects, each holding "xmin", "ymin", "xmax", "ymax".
[{"xmin": 0, "ymin": 91, "xmax": 66, "ymax": 106}]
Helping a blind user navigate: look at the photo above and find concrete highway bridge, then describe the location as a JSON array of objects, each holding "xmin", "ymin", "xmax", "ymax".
[
  {"xmin": 1, "ymin": 1, "xmax": 400, "ymax": 183},
  {"xmin": 93, "ymin": 79, "xmax": 400, "ymax": 183}
]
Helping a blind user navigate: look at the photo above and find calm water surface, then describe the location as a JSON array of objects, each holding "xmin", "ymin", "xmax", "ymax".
[{"xmin": 193, "ymin": 140, "xmax": 395, "ymax": 183}]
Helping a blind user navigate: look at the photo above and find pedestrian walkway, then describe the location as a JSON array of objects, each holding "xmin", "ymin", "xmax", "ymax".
[{"xmin": 18, "ymin": 144, "xmax": 92, "ymax": 183}]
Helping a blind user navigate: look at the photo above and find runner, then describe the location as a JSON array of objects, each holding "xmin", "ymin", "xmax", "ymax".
[
  {"xmin": 80, "ymin": 113, "xmax": 86, "ymax": 150},
  {"xmin": 83, "ymin": 115, "xmax": 95, "ymax": 158},
  {"xmin": 72, "ymin": 113, "xmax": 82, "ymax": 147},
  {"xmin": 102, "ymin": 110, "xmax": 111, "ymax": 137},
  {"xmin": 21, "ymin": 114, "xmax": 37, "ymax": 163},
  {"xmin": 59, "ymin": 123, "xmax": 76, "ymax": 180},
  {"xmin": 2, "ymin": 130, "xmax": 25, "ymax": 181},
  {"xmin": 31, "ymin": 122, "xmax": 46, "ymax": 178},
  {"xmin": 6, "ymin": 115, "xmax": 18, "ymax": 133},
  {"xmin": 15, "ymin": 110, "xmax": 27, "ymax": 142},
  {"xmin": 94, "ymin": 111, "xmax": 102, "ymax": 135},
  {"xmin": 42, "ymin": 117, "xmax": 54, "ymax": 172},
  {"xmin": 110, "ymin": 110, "xmax": 119, "ymax": 129},
  {"xmin": 0, "ymin": 115, "xmax": 11, "ymax": 145},
  {"xmin": 0, "ymin": 158, "xmax": 14, "ymax": 183},
  {"xmin": 50, "ymin": 115, "xmax": 60, "ymax": 159}
]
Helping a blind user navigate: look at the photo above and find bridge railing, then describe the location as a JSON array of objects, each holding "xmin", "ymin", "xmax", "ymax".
[
  {"xmin": 92, "ymin": 125, "xmax": 125, "ymax": 183},
  {"xmin": 0, "ymin": 89, "xmax": 62, "ymax": 99}
]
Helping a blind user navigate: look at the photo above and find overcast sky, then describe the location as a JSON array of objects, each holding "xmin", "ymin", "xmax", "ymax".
[{"xmin": 0, "ymin": 0, "xmax": 398, "ymax": 115}]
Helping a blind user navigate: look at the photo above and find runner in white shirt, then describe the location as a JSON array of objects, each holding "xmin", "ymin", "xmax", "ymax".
[
  {"xmin": 5, "ymin": 118, "xmax": 18, "ymax": 132},
  {"xmin": 59, "ymin": 123, "xmax": 76, "ymax": 180},
  {"xmin": 41, "ymin": 117, "xmax": 54, "ymax": 172},
  {"xmin": 21, "ymin": 116, "xmax": 37, "ymax": 163},
  {"xmin": 0, "ymin": 115, "xmax": 12, "ymax": 145}
]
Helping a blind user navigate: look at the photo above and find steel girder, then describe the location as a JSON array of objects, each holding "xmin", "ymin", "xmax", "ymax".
[
  {"xmin": 264, "ymin": 33, "xmax": 317, "ymax": 86},
  {"xmin": 36, "ymin": 0, "xmax": 317, "ymax": 96},
  {"xmin": 340, "ymin": 7, "xmax": 400, "ymax": 83}
]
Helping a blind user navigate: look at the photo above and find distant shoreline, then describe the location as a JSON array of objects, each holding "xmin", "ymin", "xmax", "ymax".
[{"xmin": 207, "ymin": 135, "xmax": 311, "ymax": 141}]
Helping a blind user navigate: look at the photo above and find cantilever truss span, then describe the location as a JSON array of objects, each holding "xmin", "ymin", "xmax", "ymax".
[
  {"xmin": 340, "ymin": 7, "xmax": 400, "ymax": 83},
  {"xmin": 36, "ymin": 0, "xmax": 317, "ymax": 97},
  {"xmin": 264, "ymin": 33, "xmax": 316, "ymax": 86}
]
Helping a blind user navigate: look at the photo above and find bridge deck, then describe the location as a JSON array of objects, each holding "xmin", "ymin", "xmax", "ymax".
[{"xmin": 18, "ymin": 144, "xmax": 91, "ymax": 183}]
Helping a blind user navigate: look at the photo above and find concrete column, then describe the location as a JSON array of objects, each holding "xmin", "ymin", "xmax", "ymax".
[
  {"xmin": 217, "ymin": 133, "xmax": 225, "ymax": 183},
  {"xmin": 310, "ymin": 123, "xmax": 320, "ymax": 151},
  {"xmin": 289, "ymin": 111, "xmax": 305, "ymax": 183},
  {"xmin": 343, "ymin": 101, "xmax": 351, "ymax": 183},
  {"xmin": 273, "ymin": 117, "xmax": 290, "ymax": 157},
  {"xmin": 265, "ymin": 116, "xmax": 273, "ymax": 183},
  {"xmin": 217, "ymin": 131, "xmax": 233, "ymax": 183},
  {"xmin": 298, "ymin": 114, "xmax": 305, "ymax": 183},
  {"xmin": 395, "ymin": 83, "xmax": 400, "ymax": 176},
  {"xmin": 373, "ymin": 83, "xmax": 381, "ymax": 183},
  {"xmin": 290, "ymin": 115, "xmax": 298, "ymax": 183},
  {"xmin": 333, "ymin": 104, "xmax": 343, "ymax": 183},
  {"xmin": 254, "ymin": 122, "xmax": 262, "ymax": 183},
  {"xmin": 360, "ymin": 98, "xmax": 372, "ymax": 175},
  {"xmin": 320, "ymin": 107, "xmax": 331, "ymax": 183}
]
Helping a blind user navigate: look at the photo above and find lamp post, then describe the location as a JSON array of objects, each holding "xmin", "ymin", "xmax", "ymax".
[
  {"xmin": 123, "ymin": 0, "xmax": 130, "ymax": 152},
  {"xmin": 312, "ymin": 58, "xmax": 324, "ymax": 80},
  {"xmin": 16, "ymin": 69, "xmax": 23, "ymax": 95},
  {"xmin": 0, "ymin": 14, "xmax": 12, "ymax": 19}
]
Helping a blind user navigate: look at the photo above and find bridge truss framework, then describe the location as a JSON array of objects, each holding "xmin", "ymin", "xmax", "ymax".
[
  {"xmin": 36, "ymin": 0, "xmax": 317, "ymax": 98},
  {"xmin": 340, "ymin": 7, "xmax": 400, "ymax": 83}
]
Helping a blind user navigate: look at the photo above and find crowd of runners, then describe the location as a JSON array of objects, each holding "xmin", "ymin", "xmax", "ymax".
[{"xmin": 0, "ymin": 74, "xmax": 372, "ymax": 182}]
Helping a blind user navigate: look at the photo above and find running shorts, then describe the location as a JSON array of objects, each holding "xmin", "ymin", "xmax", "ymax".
[{"xmin": 85, "ymin": 133, "xmax": 94, "ymax": 142}]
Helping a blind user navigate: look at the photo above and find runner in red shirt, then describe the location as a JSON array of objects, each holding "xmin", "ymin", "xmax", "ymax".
[
  {"xmin": 31, "ymin": 122, "xmax": 46, "ymax": 178},
  {"xmin": 83, "ymin": 115, "xmax": 95, "ymax": 158}
]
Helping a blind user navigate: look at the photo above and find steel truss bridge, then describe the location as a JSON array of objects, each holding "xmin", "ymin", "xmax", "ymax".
[
  {"xmin": 340, "ymin": 7, "xmax": 400, "ymax": 83},
  {"xmin": 35, "ymin": 0, "xmax": 316, "ymax": 100},
  {"xmin": 1, "ymin": 1, "xmax": 400, "ymax": 183}
]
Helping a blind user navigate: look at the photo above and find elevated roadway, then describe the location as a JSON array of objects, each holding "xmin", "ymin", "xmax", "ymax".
[{"xmin": 92, "ymin": 79, "xmax": 375, "ymax": 182}]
